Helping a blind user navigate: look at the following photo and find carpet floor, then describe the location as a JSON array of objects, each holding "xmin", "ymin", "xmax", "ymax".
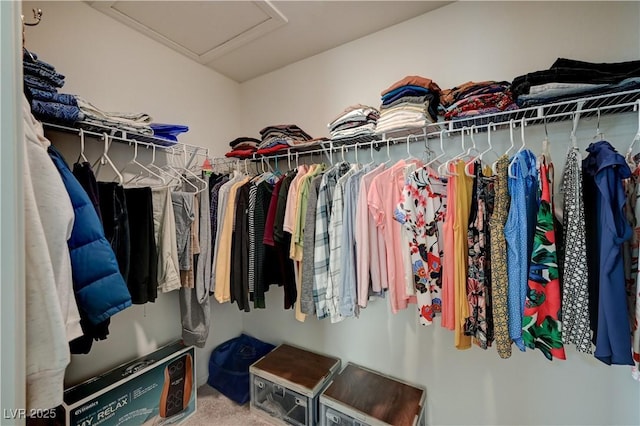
[{"xmin": 184, "ymin": 385, "xmax": 274, "ymax": 425}]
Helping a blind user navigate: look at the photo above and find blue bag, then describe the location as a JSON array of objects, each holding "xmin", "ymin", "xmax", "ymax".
[{"xmin": 207, "ymin": 333, "xmax": 275, "ymax": 404}]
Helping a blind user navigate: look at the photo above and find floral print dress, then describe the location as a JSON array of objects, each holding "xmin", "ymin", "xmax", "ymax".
[
  {"xmin": 522, "ymin": 158, "xmax": 566, "ymax": 361},
  {"xmin": 464, "ymin": 163, "xmax": 495, "ymax": 349},
  {"xmin": 395, "ymin": 166, "xmax": 447, "ymax": 325},
  {"xmin": 490, "ymin": 156, "xmax": 512, "ymax": 359}
]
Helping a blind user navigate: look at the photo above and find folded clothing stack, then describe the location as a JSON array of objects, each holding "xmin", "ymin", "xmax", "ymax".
[
  {"xmin": 376, "ymin": 76, "xmax": 441, "ymax": 134},
  {"xmin": 440, "ymin": 81, "xmax": 517, "ymax": 121},
  {"xmin": 225, "ymin": 137, "xmax": 260, "ymax": 159},
  {"xmin": 256, "ymin": 124, "xmax": 316, "ymax": 155},
  {"xmin": 512, "ymin": 58, "xmax": 640, "ymax": 107},
  {"xmin": 328, "ymin": 104, "xmax": 379, "ymax": 141},
  {"xmin": 150, "ymin": 123, "xmax": 189, "ymax": 144},
  {"xmin": 76, "ymin": 96, "xmax": 153, "ymax": 136},
  {"xmin": 23, "ymin": 49, "xmax": 83, "ymax": 125}
]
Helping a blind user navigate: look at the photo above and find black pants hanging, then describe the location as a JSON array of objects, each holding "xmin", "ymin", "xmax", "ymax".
[
  {"xmin": 73, "ymin": 162, "xmax": 102, "ymax": 223},
  {"xmin": 124, "ymin": 187, "xmax": 158, "ymax": 304},
  {"xmin": 98, "ymin": 182, "xmax": 130, "ymax": 282}
]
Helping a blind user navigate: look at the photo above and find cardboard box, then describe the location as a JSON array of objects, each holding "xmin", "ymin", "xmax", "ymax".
[{"xmin": 59, "ymin": 341, "xmax": 196, "ymax": 426}]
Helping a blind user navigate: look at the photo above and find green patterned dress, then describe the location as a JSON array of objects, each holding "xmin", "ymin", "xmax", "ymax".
[{"xmin": 522, "ymin": 158, "xmax": 566, "ymax": 360}]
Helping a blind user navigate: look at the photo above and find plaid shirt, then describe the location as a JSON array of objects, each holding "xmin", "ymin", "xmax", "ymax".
[
  {"xmin": 313, "ymin": 162, "xmax": 350, "ymax": 319},
  {"xmin": 327, "ymin": 166, "xmax": 359, "ymax": 323}
]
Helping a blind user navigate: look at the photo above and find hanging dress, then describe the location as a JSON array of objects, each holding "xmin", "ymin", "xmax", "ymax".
[
  {"xmin": 504, "ymin": 149, "xmax": 538, "ymax": 352},
  {"xmin": 453, "ymin": 160, "xmax": 473, "ymax": 350},
  {"xmin": 522, "ymin": 157, "xmax": 566, "ymax": 360},
  {"xmin": 441, "ymin": 163, "xmax": 457, "ymax": 331},
  {"xmin": 396, "ymin": 166, "xmax": 445, "ymax": 325},
  {"xmin": 583, "ymin": 141, "xmax": 633, "ymax": 366},
  {"xmin": 465, "ymin": 162, "xmax": 495, "ymax": 349},
  {"xmin": 560, "ymin": 148, "xmax": 592, "ymax": 354},
  {"xmin": 490, "ymin": 156, "xmax": 512, "ymax": 358}
]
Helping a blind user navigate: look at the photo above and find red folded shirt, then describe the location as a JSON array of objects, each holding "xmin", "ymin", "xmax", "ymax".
[
  {"xmin": 256, "ymin": 143, "xmax": 290, "ymax": 156},
  {"xmin": 225, "ymin": 148, "xmax": 256, "ymax": 159}
]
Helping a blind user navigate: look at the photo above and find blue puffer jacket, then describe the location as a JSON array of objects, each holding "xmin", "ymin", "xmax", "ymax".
[{"xmin": 48, "ymin": 146, "xmax": 131, "ymax": 324}]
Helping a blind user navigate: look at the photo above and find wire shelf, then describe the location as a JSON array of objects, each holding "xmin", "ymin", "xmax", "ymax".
[
  {"xmin": 251, "ymin": 88, "xmax": 640, "ymax": 162},
  {"xmin": 446, "ymin": 88, "xmax": 640, "ymax": 131},
  {"xmin": 42, "ymin": 121, "xmax": 206, "ymax": 155}
]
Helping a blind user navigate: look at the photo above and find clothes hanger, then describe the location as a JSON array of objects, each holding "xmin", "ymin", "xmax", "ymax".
[
  {"xmin": 508, "ymin": 118, "xmax": 528, "ymax": 179},
  {"xmin": 491, "ymin": 118, "xmax": 517, "ymax": 176},
  {"xmin": 405, "ymin": 134, "xmax": 416, "ymax": 161},
  {"xmin": 76, "ymin": 128, "xmax": 89, "ymax": 164},
  {"xmin": 469, "ymin": 123, "xmax": 500, "ymax": 177},
  {"xmin": 146, "ymin": 143, "xmax": 177, "ymax": 184},
  {"xmin": 162, "ymin": 147, "xmax": 200, "ymax": 192},
  {"xmin": 92, "ymin": 133, "xmax": 124, "ymax": 185},
  {"xmin": 570, "ymin": 111, "xmax": 580, "ymax": 150},
  {"xmin": 364, "ymin": 139, "xmax": 376, "ymax": 168},
  {"xmin": 483, "ymin": 123, "xmax": 501, "ymax": 162},
  {"xmin": 439, "ymin": 127, "xmax": 468, "ymax": 177},
  {"xmin": 182, "ymin": 145, "xmax": 210, "ymax": 193},
  {"xmin": 539, "ymin": 117, "xmax": 552, "ymax": 164},
  {"xmin": 593, "ymin": 108, "xmax": 604, "ymax": 141},
  {"xmin": 383, "ymin": 139, "xmax": 393, "ymax": 165},
  {"xmin": 464, "ymin": 125, "xmax": 483, "ymax": 177},
  {"xmin": 626, "ymin": 100, "xmax": 640, "ymax": 165},
  {"xmin": 447, "ymin": 125, "xmax": 480, "ymax": 176},
  {"xmin": 120, "ymin": 140, "xmax": 167, "ymax": 186},
  {"xmin": 505, "ymin": 119, "xmax": 517, "ymax": 157},
  {"xmin": 273, "ymin": 155, "xmax": 282, "ymax": 176},
  {"xmin": 255, "ymin": 156, "xmax": 276, "ymax": 184},
  {"xmin": 426, "ymin": 128, "xmax": 447, "ymax": 171}
]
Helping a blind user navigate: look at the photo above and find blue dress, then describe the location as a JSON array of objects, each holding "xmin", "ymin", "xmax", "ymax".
[
  {"xmin": 504, "ymin": 149, "xmax": 539, "ymax": 351},
  {"xmin": 583, "ymin": 141, "xmax": 634, "ymax": 365}
]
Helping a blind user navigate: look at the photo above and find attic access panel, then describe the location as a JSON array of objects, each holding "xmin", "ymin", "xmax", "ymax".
[{"xmin": 88, "ymin": 1, "xmax": 287, "ymax": 64}]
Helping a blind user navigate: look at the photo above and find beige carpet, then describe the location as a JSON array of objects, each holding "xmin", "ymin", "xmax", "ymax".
[{"xmin": 184, "ymin": 385, "xmax": 275, "ymax": 425}]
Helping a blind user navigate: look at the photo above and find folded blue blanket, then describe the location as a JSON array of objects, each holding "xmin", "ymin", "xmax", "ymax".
[
  {"xmin": 24, "ymin": 75, "xmax": 59, "ymax": 93},
  {"xmin": 23, "ymin": 49, "xmax": 56, "ymax": 72},
  {"xmin": 24, "ymin": 62, "xmax": 65, "ymax": 86},
  {"xmin": 31, "ymin": 99, "xmax": 83, "ymax": 125},
  {"xmin": 28, "ymin": 87, "xmax": 77, "ymax": 106}
]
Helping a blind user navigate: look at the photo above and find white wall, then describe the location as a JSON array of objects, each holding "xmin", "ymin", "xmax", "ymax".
[
  {"xmin": 240, "ymin": 1, "xmax": 640, "ymax": 139},
  {"xmin": 22, "ymin": 0, "xmax": 243, "ymax": 387},
  {"xmin": 239, "ymin": 2, "xmax": 640, "ymax": 425}
]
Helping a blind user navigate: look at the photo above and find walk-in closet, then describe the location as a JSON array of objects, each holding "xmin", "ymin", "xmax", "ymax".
[{"xmin": 2, "ymin": 1, "xmax": 640, "ymax": 425}]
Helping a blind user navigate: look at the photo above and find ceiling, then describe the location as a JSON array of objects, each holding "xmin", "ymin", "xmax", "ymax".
[{"xmin": 88, "ymin": 1, "xmax": 451, "ymax": 83}]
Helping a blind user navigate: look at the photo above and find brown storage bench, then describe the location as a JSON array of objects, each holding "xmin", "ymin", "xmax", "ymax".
[
  {"xmin": 319, "ymin": 363, "xmax": 426, "ymax": 426},
  {"xmin": 250, "ymin": 344, "xmax": 341, "ymax": 425}
]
